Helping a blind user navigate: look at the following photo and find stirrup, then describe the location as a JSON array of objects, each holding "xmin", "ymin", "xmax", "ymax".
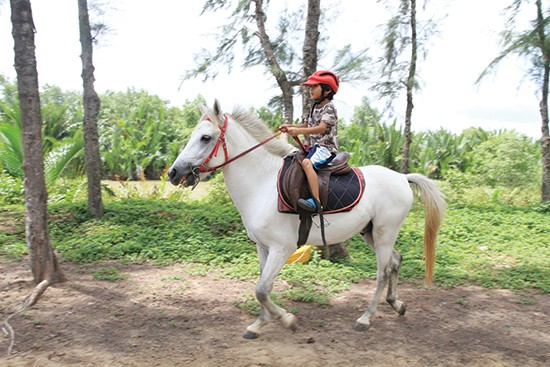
[{"xmin": 312, "ymin": 215, "xmax": 330, "ymax": 228}]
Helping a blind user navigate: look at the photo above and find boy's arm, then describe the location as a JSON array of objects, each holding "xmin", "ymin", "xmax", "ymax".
[
  {"xmin": 283, "ymin": 121, "xmax": 328, "ymax": 137},
  {"xmin": 280, "ymin": 122, "xmax": 307, "ymax": 129}
]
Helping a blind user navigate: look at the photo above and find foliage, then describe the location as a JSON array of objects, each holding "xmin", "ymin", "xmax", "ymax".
[
  {"xmin": 412, "ymin": 128, "xmax": 476, "ymax": 179},
  {"xmin": 469, "ymin": 130, "xmax": 541, "ymax": 187},
  {"xmin": 201, "ymin": 173, "xmax": 233, "ymax": 206},
  {"xmin": 0, "ymin": 173, "xmax": 24, "ymax": 205},
  {"xmin": 533, "ymin": 200, "xmax": 550, "ymax": 213},
  {"xmin": 373, "ymin": 0, "xmax": 438, "ymax": 110},
  {"xmin": 476, "ymin": 0, "xmax": 550, "ymax": 202},
  {"xmin": 0, "ymin": 204, "xmax": 26, "ymax": 260},
  {"xmin": 338, "ymin": 98, "xmax": 541, "ymax": 185},
  {"xmin": 0, "ymin": 79, "xmax": 209, "ymax": 184},
  {"xmin": 256, "ymin": 106, "xmax": 285, "ymax": 130},
  {"xmin": 46, "ymin": 198, "xmax": 251, "ymax": 265},
  {"xmin": 40, "ymin": 85, "xmax": 83, "ymax": 152},
  {"xmin": 339, "ymin": 97, "xmax": 404, "ymax": 170},
  {"xmin": 1, "ymin": 76, "xmax": 542, "ymax": 191},
  {"xmin": 344, "ymin": 202, "xmax": 549, "ymax": 292},
  {"xmin": 0, "ymin": 119, "xmax": 23, "ymax": 178},
  {"xmin": 0, "ymin": 79, "xmax": 86, "ymax": 182},
  {"xmin": 98, "ymin": 89, "xmax": 195, "ymax": 180}
]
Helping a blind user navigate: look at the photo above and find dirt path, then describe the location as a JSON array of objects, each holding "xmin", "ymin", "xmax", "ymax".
[{"xmin": 1, "ymin": 260, "xmax": 548, "ymax": 367}]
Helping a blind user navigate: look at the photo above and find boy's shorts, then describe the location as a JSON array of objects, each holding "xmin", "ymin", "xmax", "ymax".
[{"xmin": 306, "ymin": 145, "xmax": 336, "ymax": 170}]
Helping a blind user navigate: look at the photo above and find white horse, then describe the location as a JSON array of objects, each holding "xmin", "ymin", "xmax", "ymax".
[{"xmin": 168, "ymin": 100, "xmax": 445, "ymax": 339}]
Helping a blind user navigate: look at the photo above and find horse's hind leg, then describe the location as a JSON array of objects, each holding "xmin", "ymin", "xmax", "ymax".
[
  {"xmin": 354, "ymin": 226, "xmax": 401, "ymax": 331},
  {"xmin": 386, "ymin": 250, "xmax": 406, "ymax": 315}
]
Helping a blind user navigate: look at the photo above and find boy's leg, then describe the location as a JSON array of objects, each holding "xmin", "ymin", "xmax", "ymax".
[
  {"xmin": 302, "ymin": 158, "xmax": 320, "ymax": 202},
  {"xmin": 298, "ymin": 158, "xmax": 321, "ymax": 212}
]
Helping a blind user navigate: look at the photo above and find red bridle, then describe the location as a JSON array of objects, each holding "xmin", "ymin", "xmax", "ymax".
[
  {"xmin": 198, "ymin": 115, "xmax": 303, "ymax": 173},
  {"xmin": 198, "ymin": 115, "xmax": 230, "ymax": 173}
]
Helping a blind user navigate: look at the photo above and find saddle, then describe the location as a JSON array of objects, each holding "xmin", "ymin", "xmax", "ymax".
[{"xmin": 277, "ymin": 150, "xmax": 365, "ymax": 246}]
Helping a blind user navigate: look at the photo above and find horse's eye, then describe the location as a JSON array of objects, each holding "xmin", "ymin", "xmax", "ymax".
[{"xmin": 201, "ymin": 135, "xmax": 211, "ymax": 142}]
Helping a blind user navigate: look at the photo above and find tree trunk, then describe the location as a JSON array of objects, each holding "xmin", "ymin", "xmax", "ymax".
[
  {"xmin": 10, "ymin": 0, "xmax": 66, "ymax": 284},
  {"xmin": 535, "ymin": 0, "xmax": 550, "ymax": 202},
  {"xmin": 401, "ymin": 0, "xmax": 417, "ymax": 174},
  {"xmin": 78, "ymin": 0, "xmax": 104, "ymax": 217},
  {"xmin": 252, "ymin": 0, "xmax": 294, "ymax": 123},
  {"xmin": 301, "ymin": 0, "xmax": 320, "ymax": 120}
]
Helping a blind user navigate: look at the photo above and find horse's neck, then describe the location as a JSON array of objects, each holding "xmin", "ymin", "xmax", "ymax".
[
  {"xmin": 222, "ymin": 129, "xmax": 282, "ymax": 211},
  {"xmin": 223, "ymin": 148, "xmax": 281, "ymax": 197}
]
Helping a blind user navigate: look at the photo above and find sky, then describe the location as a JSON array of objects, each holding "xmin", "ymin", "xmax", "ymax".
[{"xmin": 0, "ymin": 0, "xmax": 543, "ymax": 139}]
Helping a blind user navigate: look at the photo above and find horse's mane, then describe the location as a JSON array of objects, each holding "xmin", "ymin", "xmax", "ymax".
[{"xmin": 230, "ymin": 107, "xmax": 297, "ymax": 157}]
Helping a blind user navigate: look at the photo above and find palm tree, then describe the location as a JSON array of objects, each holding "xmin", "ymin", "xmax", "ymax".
[
  {"xmin": 0, "ymin": 99, "xmax": 86, "ymax": 186},
  {"xmin": 374, "ymin": 0, "xmax": 438, "ymax": 174},
  {"xmin": 78, "ymin": 0, "xmax": 103, "ymax": 217},
  {"xmin": 477, "ymin": 0, "xmax": 550, "ymax": 202},
  {"xmin": 10, "ymin": 0, "xmax": 65, "ymax": 285}
]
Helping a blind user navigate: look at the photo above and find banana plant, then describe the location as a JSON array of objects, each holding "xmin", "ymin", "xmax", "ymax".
[
  {"xmin": 0, "ymin": 94, "xmax": 85, "ymax": 185},
  {"xmin": 0, "ymin": 120, "xmax": 23, "ymax": 178}
]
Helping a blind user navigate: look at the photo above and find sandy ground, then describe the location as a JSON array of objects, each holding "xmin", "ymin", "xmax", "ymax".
[{"xmin": 1, "ymin": 260, "xmax": 549, "ymax": 367}]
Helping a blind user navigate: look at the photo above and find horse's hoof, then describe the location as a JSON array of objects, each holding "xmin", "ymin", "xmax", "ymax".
[
  {"xmin": 243, "ymin": 330, "xmax": 260, "ymax": 339},
  {"xmin": 353, "ymin": 322, "xmax": 370, "ymax": 332},
  {"xmin": 281, "ymin": 313, "xmax": 298, "ymax": 332},
  {"xmin": 398, "ymin": 302, "xmax": 407, "ymax": 316}
]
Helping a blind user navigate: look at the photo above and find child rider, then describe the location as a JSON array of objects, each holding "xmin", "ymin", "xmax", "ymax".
[{"xmin": 280, "ymin": 70, "xmax": 340, "ymax": 213}]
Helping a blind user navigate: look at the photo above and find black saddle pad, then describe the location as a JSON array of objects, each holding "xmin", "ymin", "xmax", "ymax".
[
  {"xmin": 324, "ymin": 168, "xmax": 364, "ymax": 213},
  {"xmin": 277, "ymin": 160, "xmax": 365, "ymax": 214}
]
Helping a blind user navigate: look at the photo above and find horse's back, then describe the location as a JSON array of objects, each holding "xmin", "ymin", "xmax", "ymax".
[{"xmin": 359, "ymin": 165, "xmax": 414, "ymax": 216}]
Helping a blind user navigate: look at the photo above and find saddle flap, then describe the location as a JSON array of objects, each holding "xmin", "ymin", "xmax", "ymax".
[{"xmin": 327, "ymin": 152, "xmax": 352, "ymax": 175}]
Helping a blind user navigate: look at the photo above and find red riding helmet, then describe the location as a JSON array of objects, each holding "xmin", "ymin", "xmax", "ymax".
[{"xmin": 303, "ymin": 70, "xmax": 340, "ymax": 94}]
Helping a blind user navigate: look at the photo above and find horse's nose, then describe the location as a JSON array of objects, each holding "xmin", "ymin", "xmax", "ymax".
[{"xmin": 167, "ymin": 167, "xmax": 176, "ymax": 180}]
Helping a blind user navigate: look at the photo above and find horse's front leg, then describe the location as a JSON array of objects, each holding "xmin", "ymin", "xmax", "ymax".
[
  {"xmin": 245, "ymin": 245, "xmax": 272, "ymax": 336},
  {"xmin": 244, "ymin": 245, "xmax": 297, "ymax": 339}
]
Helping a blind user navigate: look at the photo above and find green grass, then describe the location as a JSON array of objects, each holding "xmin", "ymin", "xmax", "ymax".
[
  {"xmin": 1, "ymin": 186, "xmax": 549, "ymax": 305},
  {"xmin": 46, "ymin": 198, "xmax": 251, "ymax": 265}
]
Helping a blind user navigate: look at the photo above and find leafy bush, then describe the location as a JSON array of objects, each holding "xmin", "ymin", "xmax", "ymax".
[
  {"xmin": 0, "ymin": 173, "xmax": 24, "ymax": 205},
  {"xmin": 48, "ymin": 199, "xmax": 252, "ymax": 264},
  {"xmin": 0, "ymin": 205, "xmax": 26, "ymax": 260},
  {"xmin": 202, "ymin": 173, "xmax": 233, "ymax": 206},
  {"xmin": 469, "ymin": 131, "xmax": 540, "ymax": 187}
]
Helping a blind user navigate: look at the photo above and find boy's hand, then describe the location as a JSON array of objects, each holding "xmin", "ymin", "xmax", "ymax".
[
  {"xmin": 279, "ymin": 124, "xmax": 291, "ymax": 133},
  {"xmin": 285, "ymin": 126, "xmax": 300, "ymax": 136}
]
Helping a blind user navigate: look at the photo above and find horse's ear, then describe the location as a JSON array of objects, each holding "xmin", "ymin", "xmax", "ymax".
[
  {"xmin": 199, "ymin": 103, "xmax": 208, "ymax": 117},
  {"xmin": 213, "ymin": 99, "xmax": 223, "ymax": 120}
]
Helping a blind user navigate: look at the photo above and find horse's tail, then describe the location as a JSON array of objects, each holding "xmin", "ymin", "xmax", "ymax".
[{"xmin": 406, "ymin": 173, "xmax": 446, "ymax": 285}]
